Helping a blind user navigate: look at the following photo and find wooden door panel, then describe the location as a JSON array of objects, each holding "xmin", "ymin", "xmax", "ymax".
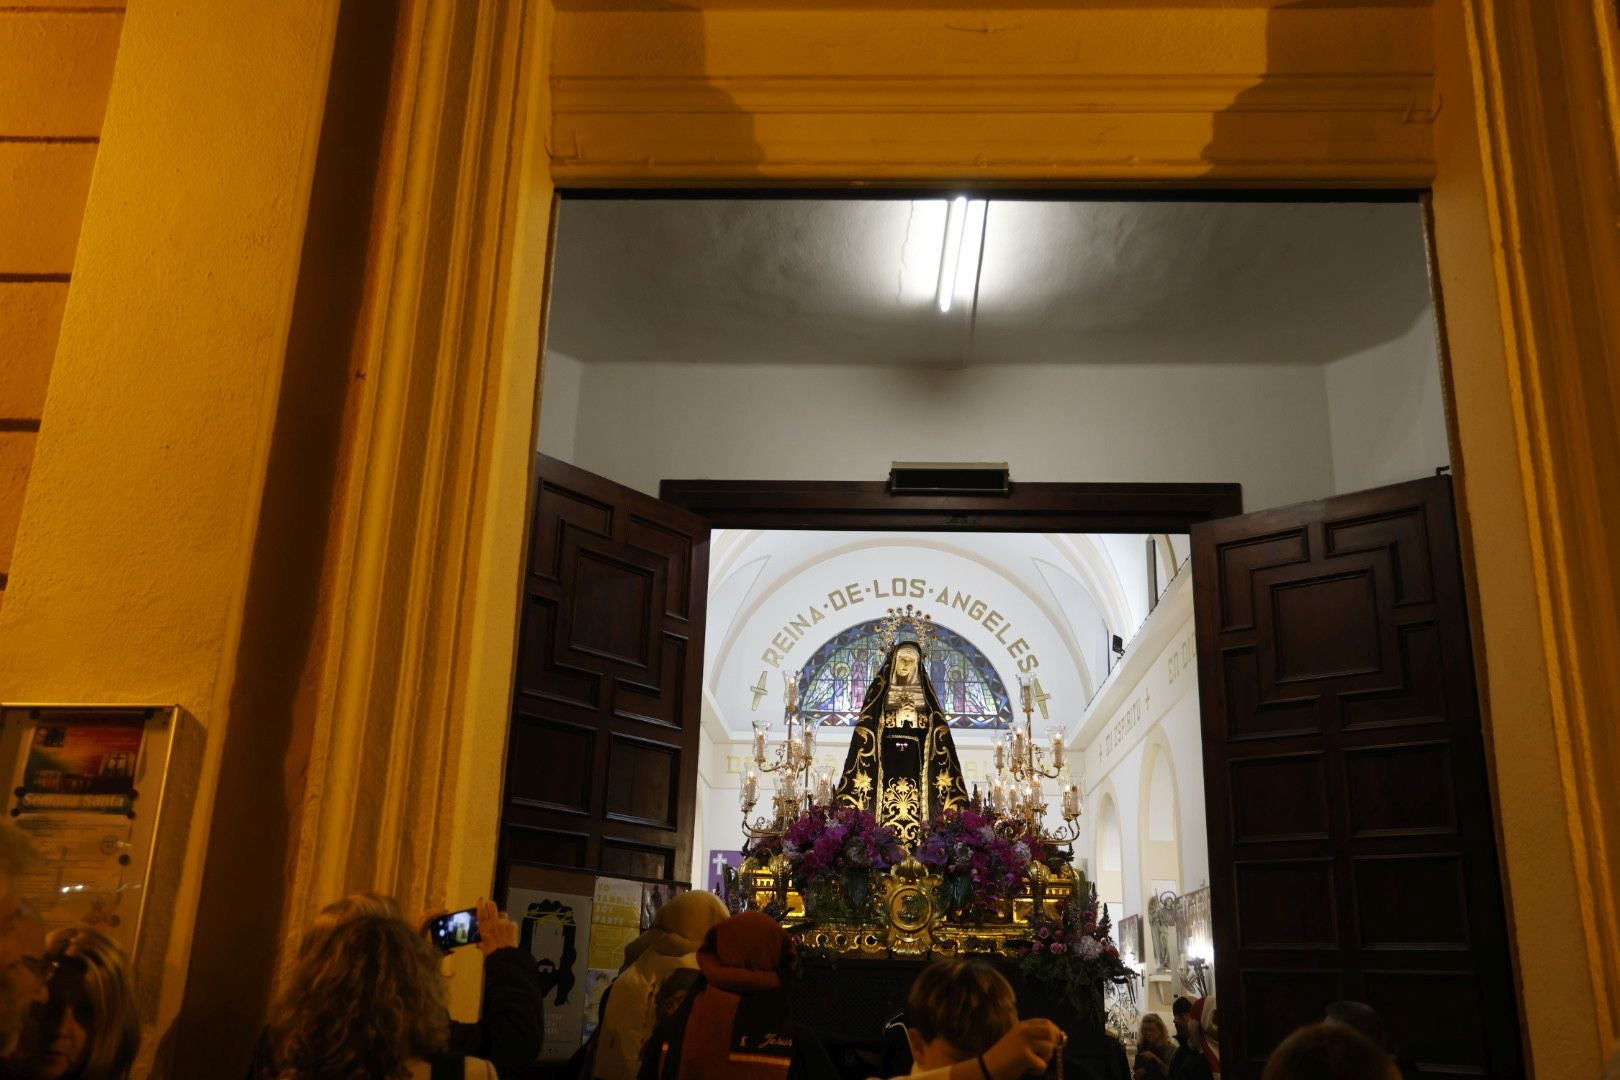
[
  {"xmin": 1193, "ymin": 476, "xmax": 1520, "ymax": 1077},
  {"xmin": 501, "ymin": 454, "xmax": 708, "ymax": 888}
]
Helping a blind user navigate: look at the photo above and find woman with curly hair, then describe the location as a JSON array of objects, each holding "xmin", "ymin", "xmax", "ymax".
[
  {"xmin": 260, "ymin": 895, "xmax": 497, "ymax": 1080},
  {"xmin": 12, "ymin": 926, "xmax": 139, "ymax": 1080}
]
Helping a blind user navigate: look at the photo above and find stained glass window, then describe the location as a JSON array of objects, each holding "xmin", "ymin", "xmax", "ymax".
[{"xmin": 796, "ymin": 619, "xmax": 1013, "ymax": 729}]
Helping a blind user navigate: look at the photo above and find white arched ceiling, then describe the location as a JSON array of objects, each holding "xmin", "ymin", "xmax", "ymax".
[
  {"xmin": 1095, "ymin": 533, "xmax": 1153, "ymax": 637},
  {"xmin": 704, "ymin": 529, "xmax": 1182, "ymax": 740},
  {"xmin": 1031, "ymin": 558, "xmax": 1108, "ymax": 694}
]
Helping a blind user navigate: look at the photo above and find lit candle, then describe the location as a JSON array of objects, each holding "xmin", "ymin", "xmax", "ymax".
[
  {"xmin": 802, "ymin": 720, "xmax": 815, "ymax": 757},
  {"xmin": 752, "ymin": 721, "xmax": 768, "ymax": 764},
  {"xmin": 1050, "ymin": 728, "xmax": 1065, "ymax": 769},
  {"xmin": 742, "ymin": 770, "xmax": 759, "ymax": 810},
  {"xmin": 782, "ymin": 672, "xmax": 799, "ymax": 712},
  {"xmin": 1012, "ymin": 728, "xmax": 1027, "ymax": 764},
  {"xmin": 993, "ymin": 737, "xmax": 1006, "ymax": 771},
  {"xmin": 1019, "ymin": 675, "xmax": 1033, "ymax": 713},
  {"xmin": 814, "ymin": 768, "xmax": 832, "ymax": 807}
]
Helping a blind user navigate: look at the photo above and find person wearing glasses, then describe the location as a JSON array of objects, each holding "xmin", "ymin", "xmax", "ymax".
[{"xmin": 8, "ymin": 927, "xmax": 138, "ymax": 1080}]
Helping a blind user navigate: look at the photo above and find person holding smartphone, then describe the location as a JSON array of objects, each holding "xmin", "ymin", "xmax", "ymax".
[
  {"xmin": 428, "ymin": 898, "xmax": 543, "ymax": 1078},
  {"xmin": 257, "ymin": 897, "xmax": 500, "ymax": 1080}
]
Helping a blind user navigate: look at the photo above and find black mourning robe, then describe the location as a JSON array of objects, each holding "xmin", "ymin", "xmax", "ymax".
[{"xmin": 831, "ymin": 639, "xmax": 969, "ymax": 849}]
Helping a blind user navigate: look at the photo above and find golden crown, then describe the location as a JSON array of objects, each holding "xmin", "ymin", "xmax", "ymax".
[{"xmin": 876, "ymin": 604, "xmax": 935, "ymax": 655}]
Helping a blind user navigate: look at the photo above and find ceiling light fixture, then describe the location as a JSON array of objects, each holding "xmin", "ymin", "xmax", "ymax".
[{"xmin": 936, "ymin": 195, "xmax": 969, "ymax": 313}]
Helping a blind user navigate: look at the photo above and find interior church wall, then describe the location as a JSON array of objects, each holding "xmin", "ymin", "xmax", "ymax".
[
  {"xmin": 1324, "ymin": 307, "xmax": 1451, "ymax": 494},
  {"xmin": 1072, "ymin": 571, "xmax": 1207, "ymax": 974},
  {"xmin": 537, "ymin": 349, "xmax": 584, "ymax": 461},
  {"xmin": 562, "ymin": 359, "xmax": 1339, "ymax": 511},
  {"xmin": 544, "ymin": 327, "xmax": 1450, "ymax": 515}
]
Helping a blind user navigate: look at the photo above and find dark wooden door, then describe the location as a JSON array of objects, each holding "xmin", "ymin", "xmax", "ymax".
[
  {"xmin": 1191, "ymin": 476, "xmax": 1521, "ymax": 1077},
  {"xmin": 500, "ymin": 454, "xmax": 709, "ymax": 886}
]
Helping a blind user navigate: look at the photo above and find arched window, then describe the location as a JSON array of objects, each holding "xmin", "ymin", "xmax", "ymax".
[{"xmin": 796, "ymin": 619, "xmax": 1013, "ymax": 729}]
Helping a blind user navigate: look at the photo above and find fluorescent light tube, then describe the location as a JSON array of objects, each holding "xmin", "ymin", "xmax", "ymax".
[{"xmin": 936, "ymin": 195, "xmax": 968, "ymax": 313}]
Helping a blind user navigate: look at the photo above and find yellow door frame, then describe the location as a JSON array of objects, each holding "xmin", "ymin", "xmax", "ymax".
[
  {"xmin": 256, "ymin": 0, "xmax": 1620, "ymax": 1070},
  {"xmin": 4, "ymin": 0, "xmax": 1614, "ymax": 1074}
]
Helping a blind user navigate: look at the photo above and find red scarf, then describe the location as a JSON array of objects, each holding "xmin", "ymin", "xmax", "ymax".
[{"xmin": 672, "ymin": 913, "xmax": 799, "ymax": 1079}]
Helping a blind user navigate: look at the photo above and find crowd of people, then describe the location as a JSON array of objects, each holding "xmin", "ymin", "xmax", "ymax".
[{"xmin": 0, "ymin": 816, "xmax": 1447, "ymax": 1080}]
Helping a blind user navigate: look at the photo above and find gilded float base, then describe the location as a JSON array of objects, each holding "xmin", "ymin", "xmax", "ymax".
[{"xmin": 741, "ymin": 857, "xmax": 1080, "ymax": 960}]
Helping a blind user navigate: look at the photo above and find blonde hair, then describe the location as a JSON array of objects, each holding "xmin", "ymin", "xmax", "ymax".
[
  {"xmin": 1139, "ymin": 1012, "xmax": 1168, "ymax": 1045},
  {"xmin": 265, "ymin": 894, "xmax": 449, "ymax": 1080},
  {"xmin": 38, "ymin": 926, "xmax": 139, "ymax": 1080},
  {"xmin": 906, "ymin": 959, "xmax": 1019, "ymax": 1058}
]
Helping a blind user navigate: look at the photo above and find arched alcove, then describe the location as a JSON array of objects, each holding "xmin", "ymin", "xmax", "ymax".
[
  {"xmin": 1139, "ymin": 735, "xmax": 1183, "ymax": 984},
  {"xmin": 1095, "ymin": 793, "xmax": 1125, "ymax": 909}
]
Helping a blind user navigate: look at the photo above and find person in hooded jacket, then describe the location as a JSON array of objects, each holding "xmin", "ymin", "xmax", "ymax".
[
  {"xmin": 593, "ymin": 890, "xmax": 729, "ymax": 1080},
  {"xmin": 641, "ymin": 911, "xmax": 838, "ymax": 1080}
]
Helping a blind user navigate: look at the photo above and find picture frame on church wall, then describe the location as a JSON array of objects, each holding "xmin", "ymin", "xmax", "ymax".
[{"xmin": 1119, "ymin": 914, "xmax": 1143, "ymax": 967}]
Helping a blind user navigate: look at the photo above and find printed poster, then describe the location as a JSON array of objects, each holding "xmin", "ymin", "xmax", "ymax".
[
  {"xmin": 640, "ymin": 881, "xmax": 690, "ymax": 931},
  {"xmin": 707, "ymin": 849, "xmax": 744, "ymax": 893},
  {"xmin": 588, "ymin": 876, "xmax": 642, "ymax": 970},
  {"xmin": 582, "ymin": 877, "xmax": 643, "ymax": 1046},
  {"xmin": 18, "ymin": 718, "xmax": 144, "ymax": 815},
  {"xmin": 508, "ymin": 887, "xmax": 592, "ymax": 1062}
]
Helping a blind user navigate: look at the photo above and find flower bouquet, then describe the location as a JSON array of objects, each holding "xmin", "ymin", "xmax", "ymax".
[
  {"xmin": 751, "ymin": 805, "xmax": 904, "ymax": 923},
  {"xmin": 1017, "ymin": 882, "xmax": 1136, "ymax": 1023},
  {"xmin": 914, "ymin": 806, "xmax": 1050, "ymax": 919}
]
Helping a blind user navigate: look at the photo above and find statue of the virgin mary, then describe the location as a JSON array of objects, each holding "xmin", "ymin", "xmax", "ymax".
[{"xmin": 832, "ymin": 606, "xmax": 969, "ymax": 848}]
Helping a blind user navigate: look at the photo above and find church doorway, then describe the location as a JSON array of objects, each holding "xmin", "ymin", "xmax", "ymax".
[{"xmin": 499, "ymin": 195, "xmax": 1520, "ymax": 1076}]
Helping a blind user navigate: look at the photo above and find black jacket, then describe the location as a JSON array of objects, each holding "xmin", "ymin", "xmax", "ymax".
[
  {"xmin": 1167, "ymin": 1039, "xmax": 1214, "ymax": 1080},
  {"xmin": 449, "ymin": 946, "xmax": 545, "ymax": 1077}
]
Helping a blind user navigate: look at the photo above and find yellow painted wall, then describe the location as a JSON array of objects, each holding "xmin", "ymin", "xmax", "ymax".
[
  {"xmin": 0, "ymin": 1, "xmax": 358, "ymax": 1074},
  {"xmin": 0, "ymin": 2, "xmax": 123, "ymax": 599}
]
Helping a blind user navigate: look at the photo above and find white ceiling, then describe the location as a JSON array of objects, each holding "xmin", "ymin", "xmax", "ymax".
[{"xmin": 548, "ymin": 198, "xmax": 1433, "ymax": 367}]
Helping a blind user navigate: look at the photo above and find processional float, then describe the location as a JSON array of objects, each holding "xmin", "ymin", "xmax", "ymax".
[{"xmin": 731, "ymin": 606, "xmax": 1129, "ymax": 1011}]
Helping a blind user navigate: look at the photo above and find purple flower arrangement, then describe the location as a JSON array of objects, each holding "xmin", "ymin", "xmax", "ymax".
[
  {"xmin": 1017, "ymin": 881, "xmax": 1135, "ymax": 1022},
  {"xmin": 914, "ymin": 806, "xmax": 1051, "ymax": 914},
  {"xmin": 750, "ymin": 805, "xmax": 904, "ymax": 919}
]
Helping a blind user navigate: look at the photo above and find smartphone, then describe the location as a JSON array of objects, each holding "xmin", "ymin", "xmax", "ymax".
[{"xmin": 426, "ymin": 907, "xmax": 481, "ymax": 952}]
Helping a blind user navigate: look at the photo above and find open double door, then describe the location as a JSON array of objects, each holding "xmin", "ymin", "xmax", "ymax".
[{"xmin": 500, "ymin": 454, "xmax": 1522, "ymax": 1077}]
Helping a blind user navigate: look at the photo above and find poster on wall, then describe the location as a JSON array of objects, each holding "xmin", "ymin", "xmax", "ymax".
[
  {"xmin": 17, "ymin": 717, "xmax": 144, "ymax": 814},
  {"xmin": 706, "ymin": 850, "xmax": 743, "ymax": 895},
  {"xmin": 640, "ymin": 881, "xmax": 690, "ymax": 931},
  {"xmin": 581, "ymin": 877, "xmax": 642, "ymax": 1043},
  {"xmin": 508, "ymin": 886, "xmax": 592, "ymax": 1062},
  {"xmin": 1118, "ymin": 914, "xmax": 1143, "ymax": 968},
  {"xmin": 0, "ymin": 705, "xmax": 182, "ymax": 955}
]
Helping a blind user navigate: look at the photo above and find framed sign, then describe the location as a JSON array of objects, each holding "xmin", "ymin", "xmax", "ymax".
[{"xmin": 0, "ymin": 705, "xmax": 186, "ymax": 962}]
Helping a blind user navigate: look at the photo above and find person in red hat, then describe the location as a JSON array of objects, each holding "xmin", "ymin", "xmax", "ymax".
[
  {"xmin": 643, "ymin": 913, "xmax": 1065, "ymax": 1080},
  {"xmin": 643, "ymin": 911, "xmax": 835, "ymax": 1079}
]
